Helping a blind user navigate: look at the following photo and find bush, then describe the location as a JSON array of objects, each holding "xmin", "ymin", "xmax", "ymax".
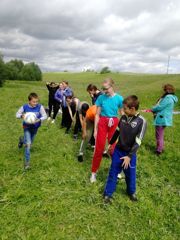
[
  {"xmin": 100, "ymin": 66, "xmax": 111, "ymax": 74},
  {"xmin": 19, "ymin": 62, "xmax": 42, "ymax": 81}
]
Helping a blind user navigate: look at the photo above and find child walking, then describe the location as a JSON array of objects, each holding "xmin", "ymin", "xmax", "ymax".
[
  {"xmin": 104, "ymin": 95, "xmax": 147, "ymax": 202},
  {"xmin": 16, "ymin": 93, "xmax": 47, "ymax": 169}
]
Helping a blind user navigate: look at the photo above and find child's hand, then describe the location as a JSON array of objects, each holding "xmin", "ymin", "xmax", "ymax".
[
  {"xmin": 120, "ymin": 156, "xmax": 131, "ymax": 169},
  {"xmin": 21, "ymin": 114, "xmax": 25, "ymax": 119},
  {"xmin": 107, "ymin": 144, "xmax": 112, "ymax": 154}
]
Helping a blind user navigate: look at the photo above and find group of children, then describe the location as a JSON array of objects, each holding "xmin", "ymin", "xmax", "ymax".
[{"xmin": 16, "ymin": 79, "xmax": 178, "ymax": 203}]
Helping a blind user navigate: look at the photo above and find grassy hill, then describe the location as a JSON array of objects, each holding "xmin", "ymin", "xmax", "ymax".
[{"xmin": 0, "ymin": 73, "xmax": 180, "ymax": 239}]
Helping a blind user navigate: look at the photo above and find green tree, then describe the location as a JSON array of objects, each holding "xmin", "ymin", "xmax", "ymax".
[
  {"xmin": 20, "ymin": 62, "xmax": 42, "ymax": 81},
  {"xmin": 0, "ymin": 54, "xmax": 6, "ymax": 87},
  {"xmin": 5, "ymin": 59, "xmax": 24, "ymax": 80},
  {"xmin": 100, "ymin": 66, "xmax": 111, "ymax": 74}
]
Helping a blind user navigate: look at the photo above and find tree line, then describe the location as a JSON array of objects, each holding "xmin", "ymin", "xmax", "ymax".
[{"xmin": 0, "ymin": 54, "xmax": 42, "ymax": 87}]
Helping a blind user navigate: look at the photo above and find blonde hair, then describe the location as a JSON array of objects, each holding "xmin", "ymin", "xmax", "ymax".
[{"xmin": 103, "ymin": 77, "xmax": 114, "ymax": 86}]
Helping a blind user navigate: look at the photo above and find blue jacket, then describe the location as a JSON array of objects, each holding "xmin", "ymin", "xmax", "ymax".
[{"xmin": 152, "ymin": 94, "xmax": 178, "ymax": 126}]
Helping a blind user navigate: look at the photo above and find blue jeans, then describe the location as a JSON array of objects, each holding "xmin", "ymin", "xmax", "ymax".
[
  {"xmin": 104, "ymin": 147, "xmax": 137, "ymax": 197},
  {"xmin": 23, "ymin": 128, "xmax": 38, "ymax": 162}
]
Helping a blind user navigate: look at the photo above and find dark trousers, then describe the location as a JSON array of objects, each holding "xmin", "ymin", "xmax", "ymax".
[
  {"xmin": 104, "ymin": 147, "xmax": 137, "ymax": 197},
  {"xmin": 74, "ymin": 113, "xmax": 82, "ymax": 136},
  {"xmin": 61, "ymin": 105, "xmax": 76, "ymax": 131},
  {"xmin": 48, "ymin": 99, "xmax": 60, "ymax": 120}
]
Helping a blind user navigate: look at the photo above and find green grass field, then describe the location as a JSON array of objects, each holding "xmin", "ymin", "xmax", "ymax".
[{"xmin": 0, "ymin": 72, "xmax": 180, "ymax": 240}]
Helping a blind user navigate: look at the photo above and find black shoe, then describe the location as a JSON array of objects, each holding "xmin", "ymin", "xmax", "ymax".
[
  {"xmin": 78, "ymin": 154, "xmax": 83, "ymax": 162},
  {"xmin": 103, "ymin": 195, "xmax": 112, "ymax": 204},
  {"xmin": 129, "ymin": 194, "xmax": 138, "ymax": 202},
  {"xmin": 18, "ymin": 136, "xmax": 24, "ymax": 149},
  {"xmin": 155, "ymin": 151, "xmax": 162, "ymax": 156},
  {"xmin": 103, "ymin": 151, "xmax": 110, "ymax": 158},
  {"xmin": 73, "ymin": 134, "xmax": 78, "ymax": 140}
]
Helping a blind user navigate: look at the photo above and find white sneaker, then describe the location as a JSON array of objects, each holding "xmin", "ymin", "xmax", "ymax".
[
  {"xmin": 47, "ymin": 117, "xmax": 51, "ymax": 121},
  {"xmin": 117, "ymin": 173, "xmax": 124, "ymax": 179},
  {"xmin": 90, "ymin": 173, "xmax": 97, "ymax": 183},
  {"xmin": 51, "ymin": 120, "xmax": 55, "ymax": 124}
]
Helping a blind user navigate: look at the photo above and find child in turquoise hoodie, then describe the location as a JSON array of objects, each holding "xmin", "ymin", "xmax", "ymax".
[{"xmin": 151, "ymin": 84, "xmax": 178, "ymax": 155}]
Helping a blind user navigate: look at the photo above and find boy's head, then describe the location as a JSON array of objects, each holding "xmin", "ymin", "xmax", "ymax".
[
  {"xmin": 86, "ymin": 84, "xmax": 98, "ymax": 96},
  {"xmin": 28, "ymin": 93, "xmax": 39, "ymax": 107},
  {"xmin": 123, "ymin": 95, "xmax": 139, "ymax": 116},
  {"xmin": 81, "ymin": 103, "xmax": 90, "ymax": 117}
]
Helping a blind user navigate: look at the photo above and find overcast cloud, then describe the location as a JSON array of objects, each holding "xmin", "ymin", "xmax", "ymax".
[{"xmin": 0, "ymin": 0, "xmax": 180, "ymax": 73}]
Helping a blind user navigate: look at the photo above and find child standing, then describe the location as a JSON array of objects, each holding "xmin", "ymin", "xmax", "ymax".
[
  {"xmin": 90, "ymin": 78, "xmax": 124, "ymax": 183},
  {"xmin": 104, "ymin": 95, "xmax": 147, "ymax": 202},
  {"xmin": 46, "ymin": 82, "xmax": 59, "ymax": 123},
  {"xmin": 16, "ymin": 93, "xmax": 47, "ymax": 169},
  {"xmin": 151, "ymin": 84, "xmax": 178, "ymax": 155}
]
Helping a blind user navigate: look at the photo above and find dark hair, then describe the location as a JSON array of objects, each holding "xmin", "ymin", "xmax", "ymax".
[
  {"xmin": 28, "ymin": 92, "xmax": 39, "ymax": 101},
  {"xmin": 163, "ymin": 84, "xmax": 175, "ymax": 94},
  {"xmin": 123, "ymin": 95, "xmax": 139, "ymax": 110},
  {"xmin": 81, "ymin": 103, "xmax": 89, "ymax": 117},
  {"xmin": 86, "ymin": 84, "xmax": 98, "ymax": 91},
  {"xmin": 66, "ymin": 95, "xmax": 73, "ymax": 100}
]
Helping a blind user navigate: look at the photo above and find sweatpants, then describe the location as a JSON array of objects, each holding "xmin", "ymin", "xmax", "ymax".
[
  {"xmin": 155, "ymin": 126, "xmax": 166, "ymax": 153},
  {"xmin": 104, "ymin": 147, "xmax": 137, "ymax": 197},
  {"xmin": 91, "ymin": 116, "xmax": 118, "ymax": 173}
]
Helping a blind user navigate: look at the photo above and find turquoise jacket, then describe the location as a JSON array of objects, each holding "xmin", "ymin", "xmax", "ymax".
[{"xmin": 151, "ymin": 94, "xmax": 178, "ymax": 126}]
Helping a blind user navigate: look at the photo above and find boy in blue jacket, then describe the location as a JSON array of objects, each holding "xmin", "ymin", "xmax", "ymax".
[{"xmin": 16, "ymin": 93, "xmax": 47, "ymax": 169}]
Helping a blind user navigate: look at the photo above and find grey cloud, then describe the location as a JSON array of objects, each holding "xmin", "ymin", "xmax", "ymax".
[{"xmin": 0, "ymin": 0, "xmax": 180, "ymax": 73}]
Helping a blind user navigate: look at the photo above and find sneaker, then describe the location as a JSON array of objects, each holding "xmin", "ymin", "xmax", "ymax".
[
  {"xmin": 51, "ymin": 119, "xmax": 55, "ymax": 124},
  {"xmin": 103, "ymin": 150, "xmax": 109, "ymax": 158},
  {"xmin": 78, "ymin": 153, "xmax": 84, "ymax": 162},
  {"xmin": 24, "ymin": 162, "xmax": 31, "ymax": 170},
  {"xmin": 47, "ymin": 117, "xmax": 51, "ymax": 121},
  {"xmin": 18, "ymin": 136, "xmax": 24, "ymax": 149},
  {"xmin": 90, "ymin": 173, "xmax": 97, "ymax": 183},
  {"xmin": 155, "ymin": 150, "xmax": 162, "ymax": 156},
  {"xmin": 128, "ymin": 194, "xmax": 138, "ymax": 202},
  {"xmin": 73, "ymin": 134, "xmax": 78, "ymax": 140},
  {"xmin": 103, "ymin": 195, "xmax": 112, "ymax": 204},
  {"xmin": 117, "ymin": 173, "xmax": 124, "ymax": 180}
]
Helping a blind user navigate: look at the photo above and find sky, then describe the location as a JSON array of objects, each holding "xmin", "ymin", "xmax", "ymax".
[{"xmin": 0, "ymin": 0, "xmax": 180, "ymax": 73}]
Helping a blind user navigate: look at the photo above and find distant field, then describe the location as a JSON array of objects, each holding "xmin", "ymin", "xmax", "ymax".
[{"xmin": 0, "ymin": 72, "xmax": 180, "ymax": 239}]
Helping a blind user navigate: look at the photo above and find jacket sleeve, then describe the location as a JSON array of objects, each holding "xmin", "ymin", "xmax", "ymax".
[
  {"xmin": 128, "ymin": 117, "xmax": 147, "ymax": 159},
  {"xmin": 16, "ymin": 106, "xmax": 24, "ymax": 119},
  {"xmin": 40, "ymin": 106, "xmax": 47, "ymax": 121},
  {"xmin": 152, "ymin": 97, "xmax": 172, "ymax": 112},
  {"xmin": 54, "ymin": 90, "xmax": 62, "ymax": 103}
]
